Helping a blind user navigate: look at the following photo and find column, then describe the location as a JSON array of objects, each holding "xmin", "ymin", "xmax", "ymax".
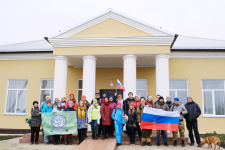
[
  {"xmin": 123, "ymin": 54, "xmax": 137, "ymax": 98},
  {"xmin": 82, "ymin": 55, "xmax": 96, "ymax": 103},
  {"xmin": 155, "ymin": 54, "xmax": 170, "ymax": 99},
  {"xmin": 53, "ymin": 56, "xmax": 68, "ymax": 100}
]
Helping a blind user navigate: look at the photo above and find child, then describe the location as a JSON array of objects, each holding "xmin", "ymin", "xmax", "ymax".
[
  {"xmin": 101, "ymin": 97, "xmax": 111, "ymax": 140},
  {"xmin": 126, "ymin": 103, "xmax": 136, "ymax": 145},
  {"xmin": 42, "ymin": 101, "xmax": 53, "ymax": 144},
  {"xmin": 111, "ymin": 102, "xmax": 124, "ymax": 146},
  {"xmin": 30, "ymin": 101, "xmax": 41, "ymax": 145},
  {"xmin": 52, "ymin": 97, "xmax": 60, "ymax": 109},
  {"xmin": 65, "ymin": 94, "xmax": 77, "ymax": 110},
  {"xmin": 64, "ymin": 101, "xmax": 75, "ymax": 145},
  {"xmin": 88, "ymin": 99, "xmax": 101, "ymax": 140},
  {"xmin": 76, "ymin": 101, "xmax": 88, "ymax": 144}
]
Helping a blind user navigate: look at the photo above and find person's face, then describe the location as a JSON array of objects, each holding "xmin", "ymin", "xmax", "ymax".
[
  {"xmin": 147, "ymin": 97, "xmax": 152, "ymax": 101},
  {"xmin": 159, "ymin": 98, "xmax": 164, "ymax": 102},
  {"xmin": 156, "ymin": 96, "xmax": 160, "ymax": 100},
  {"xmin": 95, "ymin": 94, "xmax": 100, "ymax": 98},
  {"xmin": 117, "ymin": 105, "xmax": 121, "ymax": 109},
  {"xmin": 47, "ymin": 103, "xmax": 51, "ymax": 107},
  {"xmin": 46, "ymin": 97, "xmax": 50, "ymax": 101},
  {"xmin": 69, "ymin": 103, "xmax": 73, "ymax": 107},
  {"xmin": 82, "ymin": 97, "xmax": 86, "ymax": 101},
  {"xmin": 166, "ymin": 98, "xmax": 171, "ymax": 102},
  {"xmin": 187, "ymin": 98, "xmax": 193, "ymax": 103},
  {"xmin": 55, "ymin": 98, "xmax": 59, "ymax": 103},
  {"xmin": 105, "ymin": 98, "xmax": 109, "ymax": 102},
  {"xmin": 70, "ymin": 95, "xmax": 74, "ymax": 100},
  {"xmin": 80, "ymin": 101, "xmax": 84, "ymax": 107},
  {"xmin": 141, "ymin": 99, "xmax": 145, "ymax": 105},
  {"xmin": 103, "ymin": 93, "xmax": 106, "ymax": 97},
  {"xmin": 174, "ymin": 100, "xmax": 179, "ymax": 105},
  {"xmin": 61, "ymin": 97, "xmax": 66, "ymax": 102},
  {"xmin": 129, "ymin": 93, "xmax": 133, "ymax": 98},
  {"xmin": 57, "ymin": 103, "xmax": 62, "ymax": 108},
  {"xmin": 109, "ymin": 97, "xmax": 113, "ymax": 102},
  {"xmin": 118, "ymin": 96, "xmax": 122, "ymax": 100},
  {"xmin": 135, "ymin": 96, "xmax": 139, "ymax": 101},
  {"xmin": 33, "ymin": 103, "xmax": 38, "ymax": 107},
  {"xmin": 129, "ymin": 105, "xmax": 133, "ymax": 109},
  {"xmin": 94, "ymin": 101, "xmax": 97, "ymax": 105}
]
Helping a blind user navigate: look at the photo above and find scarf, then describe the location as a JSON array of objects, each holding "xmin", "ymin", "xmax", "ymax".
[
  {"xmin": 78, "ymin": 106, "xmax": 85, "ymax": 119},
  {"xmin": 92, "ymin": 104, "xmax": 99, "ymax": 110}
]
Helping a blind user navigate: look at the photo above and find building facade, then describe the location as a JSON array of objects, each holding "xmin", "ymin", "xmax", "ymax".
[{"xmin": 0, "ymin": 9, "xmax": 225, "ymax": 133}]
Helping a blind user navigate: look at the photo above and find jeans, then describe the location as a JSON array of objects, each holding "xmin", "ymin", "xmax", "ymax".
[
  {"xmin": 30, "ymin": 127, "xmax": 40, "ymax": 143},
  {"xmin": 115, "ymin": 123, "xmax": 123, "ymax": 144},
  {"xmin": 91, "ymin": 120, "xmax": 98, "ymax": 137},
  {"xmin": 157, "ymin": 130, "xmax": 167, "ymax": 143}
]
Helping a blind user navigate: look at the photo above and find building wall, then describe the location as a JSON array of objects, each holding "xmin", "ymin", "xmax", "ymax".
[
  {"xmin": 169, "ymin": 58, "xmax": 225, "ymax": 133},
  {"xmin": 0, "ymin": 59, "xmax": 55, "ymax": 129}
]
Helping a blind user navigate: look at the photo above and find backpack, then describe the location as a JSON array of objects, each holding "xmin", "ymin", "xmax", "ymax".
[{"xmin": 185, "ymin": 103, "xmax": 197, "ymax": 114}]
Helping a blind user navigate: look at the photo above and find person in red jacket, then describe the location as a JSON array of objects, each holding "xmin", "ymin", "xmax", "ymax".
[
  {"xmin": 132, "ymin": 95, "xmax": 141, "ymax": 110},
  {"xmin": 101, "ymin": 97, "xmax": 111, "ymax": 140},
  {"xmin": 65, "ymin": 94, "xmax": 77, "ymax": 110}
]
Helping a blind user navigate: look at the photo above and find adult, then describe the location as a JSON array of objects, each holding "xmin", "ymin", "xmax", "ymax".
[
  {"xmin": 154, "ymin": 96, "xmax": 169, "ymax": 146},
  {"xmin": 52, "ymin": 97, "xmax": 60, "ymax": 109},
  {"xmin": 65, "ymin": 94, "xmax": 77, "ymax": 110},
  {"xmin": 111, "ymin": 102, "xmax": 124, "ymax": 146},
  {"xmin": 30, "ymin": 101, "xmax": 41, "ymax": 145},
  {"xmin": 109, "ymin": 95, "xmax": 117, "ymax": 137},
  {"xmin": 146, "ymin": 96, "xmax": 154, "ymax": 107},
  {"xmin": 166, "ymin": 96, "xmax": 173, "ymax": 109},
  {"xmin": 184, "ymin": 96, "xmax": 201, "ymax": 147},
  {"xmin": 133, "ymin": 96, "xmax": 142, "ymax": 138},
  {"xmin": 61, "ymin": 97, "xmax": 66, "ymax": 108},
  {"xmin": 80, "ymin": 95, "xmax": 90, "ymax": 110},
  {"xmin": 124, "ymin": 92, "xmax": 135, "ymax": 114},
  {"xmin": 170, "ymin": 97, "xmax": 188, "ymax": 147},
  {"xmin": 154, "ymin": 94, "xmax": 161, "ymax": 105},
  {"xmin": 101, "ymin": 97, "xmax": 111, "ymax": 140},
  {"xmin": 116, "ymin": 94, "xmax": 126, "ymax": 109},
  {"xmin": 126, "ymin": 103, "xmax": 136, "ymax": 145},
  {"xmin": 40, "ymin": 96, "xmax": 51, "ymax": 112},
  {"xmin": 132, "ymin": 95, "xmax": 141, "ymax": 110}
]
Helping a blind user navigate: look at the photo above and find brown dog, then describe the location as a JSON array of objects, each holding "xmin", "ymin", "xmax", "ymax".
[{"xmin": 200, "ymin": 136, "xmax": 221, "ymax": 150}]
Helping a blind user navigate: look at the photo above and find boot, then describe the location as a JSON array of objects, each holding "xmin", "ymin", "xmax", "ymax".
[
  {"xmin": 164, "ymin": 143, "xmax": 169, "ymax": 146},
  {"xmin": 92, "ymin": 134, "xmax": 95, "ymax": 140},
  {"xmin": 173, "ymin": 140, "xmax": 177, "ymax": 146},
  {"xmin": 141, "ymin": 142, "xmax": 146, "ymax": 146},
  {"xmin": 147, "ymin": 142, "xmax": 152, "ymax": 146},
  {"xmin": 64, "ymin": 138, "xmax": 68, "ymax": 145},
  {"xmin": 95, "ymin": 134, "xmax": 98, "ymax": 140},
  {"xmin": 68, "ymin": 137, "xmax": 72, "ymax": 145},
  {"xmin": 182, "ymin": 140, "xmax": 185, "ymax": 147}
]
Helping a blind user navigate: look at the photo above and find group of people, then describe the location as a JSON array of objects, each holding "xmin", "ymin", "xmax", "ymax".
[{"xmin": 29, "ymin": 91, "xmax": 202, "ymax": 147}]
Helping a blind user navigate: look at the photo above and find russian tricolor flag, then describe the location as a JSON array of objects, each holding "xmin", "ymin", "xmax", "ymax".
[
  {"xmin": 117, "ymin": 79, "xmax": 125, "ymax": 91},
  {"xmin": 140, "ymin": 107, "xmax": 179, "ymax": 132}
]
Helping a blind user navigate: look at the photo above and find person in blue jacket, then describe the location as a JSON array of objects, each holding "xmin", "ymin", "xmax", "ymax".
[
  {"xmin": 42, "ymin": 101, "xmax": 53, "ymax": 144},
  {"xmin": 40, "ymin": 96, "xmax": 51, "ymax": 112},
  {"xmin": 111, "ymin": 102, "xmax": 124, "ymax": 146}
]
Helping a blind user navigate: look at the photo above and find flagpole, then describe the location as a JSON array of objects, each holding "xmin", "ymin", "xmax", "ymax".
[{"xmin": 116, "ymin": 79, "xmax": 117, "ymax": 94}]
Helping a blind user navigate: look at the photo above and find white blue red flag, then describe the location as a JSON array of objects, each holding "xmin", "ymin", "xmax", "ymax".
[
  {"xmin": 140, "ymin": 107, "xmax": 179, "ymax": 132},
  {"xmin": 117, "ymin": 79, "xmax": 125, "ymax": 91}
]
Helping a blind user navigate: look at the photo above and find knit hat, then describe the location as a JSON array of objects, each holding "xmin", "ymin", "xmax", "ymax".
[
  {"xmin": 69, "ymin": 94, "xmax": 74, "ymax": 97},
  {"xmin": 47, "ymin": 101, "xmax": 51, "ymax": 104},
  {"xmin": 93, "ymin": 99, "xmax": 97, "ymax": 103},
  {"xmin": 174, "ymin": 97, "xmax": 179, "ymax": 101},
  {"xmin": 81, "ymin": 95, "xmax": 86, "ymax": 99},
  {"xmin": 159, "ymin": 96, "xmax": 164, "ymax": 100},
  {"xmin": 57, "ymin": 101, "xmax": 62, "ymax": 105},
  {"xmin": 33, "ymin": 101, "xmax": 38, "ymax": 105},
  {"xmin": 109, "ymin": 95, "xmax": 114, "ymax": 99},
  {"xmin": 117, "ymin": 102, "xmax": 122, "ymax": 106}
]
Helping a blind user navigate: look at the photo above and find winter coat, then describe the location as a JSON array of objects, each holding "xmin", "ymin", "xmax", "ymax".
[
  {"xmin": 64, "ymin": 106, "xmax": 76, "ymax": 111},
  {"xmin": 91, "ymin": 98, "xmax": 102, "ymax": 106},
  {"xmin": 64, "ymin": 99, "xmax": 77, "ymax": 110},
  {"xmin": 146, "ymin": 100, "xmax": 154, "ymax": 108},
  {"xmin": 124, "ymin": 97, "xmax": 135, "ymax": 114},
  {"xmin": 52, "ymin": 102, "xmax": 59, "ymax": 109},
  {"xmin": 166, "ymin": 101, "xmax": 173, "ymax": 109},
  {"xmin": 184, "ymin": 101, "xmax": 201, "ymax": 121},
  {"xmin": 126, "ymin": 108, "xmax": 136, "ymax": 128},
  {"xmin": 53, "ymin": 106, "xmax": 63, "ymax": 112},
  {"xmin": 136, "ymin": 104, "xmax": 145, "ymax": 123},
  {"xmin": 101, "ymin": 99, "xmax": 112, "ymax": 125},
  {"xmin": 76, "ymin": 107, "xmax": 88, "ymax": 129},
  {"xmin": 88, "ymin": 104, "xmax": 101, "ymax": 125},
  {"xmin": 40, "ymin": 99, "xmax": 52, "ymax": 112},
  {"xmin": 42, "ymin": 106, "xmax": 53, "ymax": 113},
  {"xmin": 111, "ymin": 108, "xmax": 124, "ymax": 124},
  {"xmin": 154, "ymin": 101, "xmax": 170, "ymax": 111},
  {"xmin": 109, "ymin": 101, "xmax": 117, "ymax": 111},
  {"xmin": 131, "ymin": 100, "xmax": 141, "ymax": 110},
  {"xmin": 170, "ymin": 102, "xmax": 188, "ymax": 121},
  {"xmin": 30, "ymin": 107, "xmax": 41, "ymax": 127}
]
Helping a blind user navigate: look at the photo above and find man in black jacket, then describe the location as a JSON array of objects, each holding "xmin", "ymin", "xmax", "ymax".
[{"xmin": 184, "ymin": 96, "xmax": 201, "ymax": 147}]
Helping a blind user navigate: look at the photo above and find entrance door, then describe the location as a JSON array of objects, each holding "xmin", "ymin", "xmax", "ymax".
[{"xmin": 100, "ymin": 89, "xmax": 123, "ymax": 98}]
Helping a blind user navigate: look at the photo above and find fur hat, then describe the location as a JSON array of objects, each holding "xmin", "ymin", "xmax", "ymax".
[{"xmin": 33, "ymin": 101, "xmax": 38, "ymax": 105}]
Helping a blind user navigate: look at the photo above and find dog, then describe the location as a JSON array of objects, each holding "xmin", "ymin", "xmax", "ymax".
[{"xmin": 200, "ymin": 136, "xmax": 221, "ymax": 150}]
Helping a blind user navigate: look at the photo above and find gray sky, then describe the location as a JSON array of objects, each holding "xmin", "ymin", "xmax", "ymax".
[{"xmin": 0, "ymin": 0, "xmax": 225, "ymax": 45}]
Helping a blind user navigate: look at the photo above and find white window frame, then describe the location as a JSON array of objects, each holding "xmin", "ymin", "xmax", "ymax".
[
  {"xmin": 136, "ymin": 79, "xmax": 147, "ymax": 98},
  {"xmin": 77, "ymin": 79, "xmax": 83, "ymax": 101},
  {"xmin": 202, "ymin": 79, "xmax": 225, "ymax": 118},
  {"xmin": 169, "ymin": 79, "xmax": 188, "ymax": 102},
  {"xmin": 39, "ymin": 79, "xmax": 54, "ymax": 105},
  {"xmin": 4, "ymin": 79, "xmax": 28, "ymax": 115}
]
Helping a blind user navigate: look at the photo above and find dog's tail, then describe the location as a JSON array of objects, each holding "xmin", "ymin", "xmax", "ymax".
[{"xmin": 218, "ymin": 138, "xmax": 221, "ymax": 150}]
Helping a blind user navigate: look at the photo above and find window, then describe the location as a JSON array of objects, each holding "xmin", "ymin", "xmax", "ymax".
[
  {"xmin": 202, "ymin": 80, "xmax": 225, "ymax": 117},
  {"xmin": 169, "ymin": 80, "xmax": 188, "ymax": 104},
  {"xmin": 136, "ymin": 79, "xmax": 147, "ymax": 98},
  {"xmin": 77, "ymin": 79, "xmax": 83, "ymax": 101},
  {"xmin": 5, "ymin": 79, "xmax": 28, "ymax": 114},
  {"xmin": 39, "ymin": 79, "xmax": 54, "ymax": 105}
]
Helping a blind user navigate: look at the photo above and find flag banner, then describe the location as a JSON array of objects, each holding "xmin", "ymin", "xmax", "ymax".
[
  {"xmin": 140, "ymin": 107, "xmax": 179, "ymax": 132},
  {"xmin": 42, "ymin": 111, "xmax": 77, "ymax": 136},
  {"xmin": 117, "ymin": 79, "xmax": 125, "ymax": 91}
]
